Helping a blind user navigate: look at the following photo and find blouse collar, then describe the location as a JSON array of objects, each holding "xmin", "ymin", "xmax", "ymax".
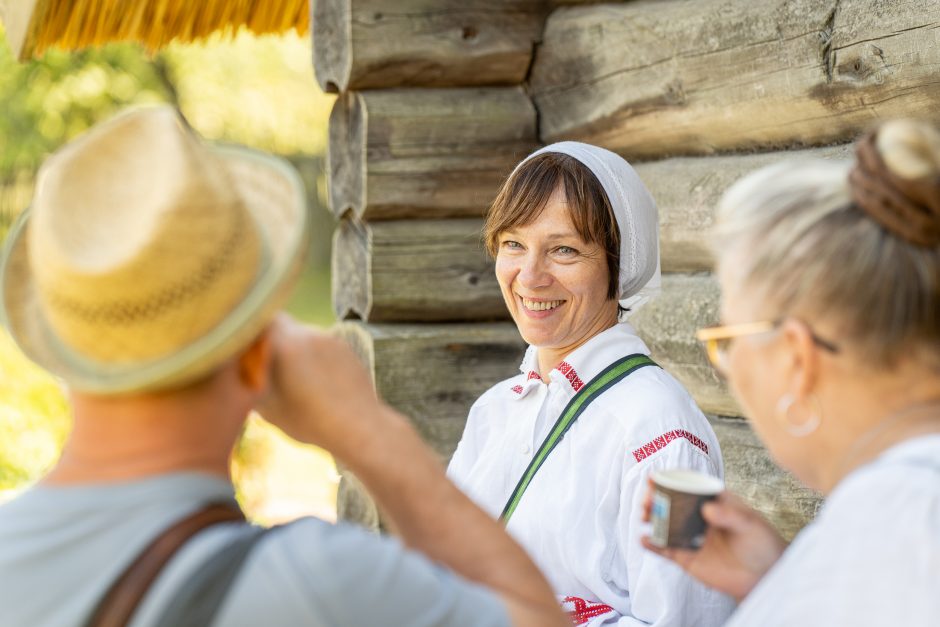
[{"xmin": 510, "ymin": 322, "xmax": 650, "ymax": 398}]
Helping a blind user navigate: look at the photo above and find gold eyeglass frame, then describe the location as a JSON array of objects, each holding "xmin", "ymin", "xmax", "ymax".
[{"xmin": 696, "ymin": 319, "xmax": 839, "ymax": 374}]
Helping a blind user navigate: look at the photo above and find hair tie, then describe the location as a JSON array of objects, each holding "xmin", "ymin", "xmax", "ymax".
[{"xmin": 848, "ymin": 130, "xmax": 940, "ymax": 247}]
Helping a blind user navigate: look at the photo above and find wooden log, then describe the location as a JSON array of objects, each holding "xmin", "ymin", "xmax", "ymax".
[
  {"xmin": 710, "ymin": 416, "xmax": 821, "ymax": 540},
  {"xmin": 332, "ymin": 320, "xmax": 524, "ymax": 527},
  {"xmin": 336, "ymin": 469, "xmax": 382, "ymax": 531},
  {"xmin": 629, "ymin": 273, "xmax": 738, "ymax": 416},
  {"xmin": 532, "ymin": 0, "xmax": 940, "ymax": 157},
  {"xmin": 637, "ymin": 144, "xmax": 853, "ymax": 273},
  {"xmin": 332, "ymin": 217, "xmax": 508, "ymax": 322},
  {"xmin": 331, "ymin": 144, "xmax": 865, "ymax": 319},
  {"xmin": 313, "ymin": 0, "xmax": 546, "ymax": 93},
  {"xmin": 328, "ymin": 87, "xmax": 538, "ymax": 220},
  {"xmin": 333, "ymin": 321, "xmax": 527, "ymax": 459}
]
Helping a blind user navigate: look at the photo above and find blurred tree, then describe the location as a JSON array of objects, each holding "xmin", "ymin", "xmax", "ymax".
[
  {"xmin": 0, "ymin": 26, "xmax": 172, "ymax": 175},
  {"xmin": 0, "ymin": 26, "xmax": 337, "ymax": 519}
]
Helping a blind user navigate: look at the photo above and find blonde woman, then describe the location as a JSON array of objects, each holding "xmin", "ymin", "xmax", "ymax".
[{"xmin": 646, "ymin": 119, "xmax": 940, "ymax": 625}]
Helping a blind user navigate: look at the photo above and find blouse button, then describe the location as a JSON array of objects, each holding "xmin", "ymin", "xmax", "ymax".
[{"xmin": 520, "ymin": 443, "xmax": 532, "ymax": 455}]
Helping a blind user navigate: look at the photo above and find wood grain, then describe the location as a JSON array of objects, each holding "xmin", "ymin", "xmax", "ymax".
[
  {"xmin": 532, "ymin": 0, "xmax": 940, "ymax": 157},
  {"xmin": 332, "ymin": 217, "xmax": 508, "ymax": 322},
  {"xmin": 327, "ymin": 88, "xmax": 538, "ymax": 220},
  {"xmin": 313, "ymin": 0, "xmax": 546, "ymax": 92}
]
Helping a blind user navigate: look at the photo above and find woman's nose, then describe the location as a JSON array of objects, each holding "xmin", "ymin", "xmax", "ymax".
[{"xmin": 516, "ymin": 254, "xmax": 552, "ymax": 289}]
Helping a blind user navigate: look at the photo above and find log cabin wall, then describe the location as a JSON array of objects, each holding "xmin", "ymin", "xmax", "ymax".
[{"xmin": 313, "ymin": 0, "xmax": 940, "ymax": 537}]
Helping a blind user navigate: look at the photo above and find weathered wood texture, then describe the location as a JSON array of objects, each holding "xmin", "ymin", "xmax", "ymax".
[
  {"xmin": 332, "ymin": 217, "xmax": 508, "ymax": 322},
  {"xmin": 637, "ymin": 144, "xmax": 853, "ymax": 272},
  {"xmin": 630, "ymin": 273, "xmax": 737, "ymax": 416},
  {"xmin": 313, "ymin": 0, "xmax": 546, "ymax": 92},
  {"xmin": 330, "ymin": 146, "xmax": 856, "ymax": 322},
  {"xmin": 532, "ymin": 0, "xmax": 940, "ymax": 157},
  {"xmin": 336, "ymin": 470, "xmax": 382, "ymax": 531},
  {"xmin": 328, "ymin": 87, "xmax": 538, "ymax": 220},
  {"xmin": 710, "ymin": 416, "xmax": 821, "ymax": 540},
  {"xmin": 334, "ymin": 321, "xmax": 527, "ymax": 458},
  {"xmin": 333, "ymin": 320, "xmax": 525, "ymax": 528}
]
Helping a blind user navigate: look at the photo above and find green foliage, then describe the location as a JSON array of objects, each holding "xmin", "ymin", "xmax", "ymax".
[
  {"xmin": 0, "ymin": 332, "xmax": 69, "ymax": 492},
  {"xmin": 161, "ymin": 31, "xmax": 333, "ymax": 156},
  {"xmin": 0, "ymin": 29, "xmax": 336, "ymax": 514},
  {"xmin": 0, "ymin": 25, "xmax": 173, "ymax": 178}
]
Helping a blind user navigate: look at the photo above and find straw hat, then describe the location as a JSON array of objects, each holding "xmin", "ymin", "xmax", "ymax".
[{"xmin": 0, "ymin": 106, "xmax": 310, "ymax": 394}]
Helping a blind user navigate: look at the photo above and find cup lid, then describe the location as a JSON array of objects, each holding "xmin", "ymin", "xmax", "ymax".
[{"xmin": 651, "ymin": 469, "xmax": 724, "ymax": 495}]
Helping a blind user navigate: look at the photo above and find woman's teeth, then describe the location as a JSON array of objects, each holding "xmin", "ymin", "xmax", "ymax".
[{"xmin": 523, "ymin": 298, "xmax": 564, "ymax": 311}]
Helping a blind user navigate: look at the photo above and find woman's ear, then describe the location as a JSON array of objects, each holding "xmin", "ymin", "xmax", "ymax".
[
  {"xmin": 237, "ymin": 327, "xmax": 273, "ymax": 393},
  {"xmin": 779, "ymin": 318, "xmax": 820, "ymax": 400}
]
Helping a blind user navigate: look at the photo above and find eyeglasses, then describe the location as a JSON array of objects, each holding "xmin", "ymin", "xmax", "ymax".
[{"xmin": 696, "ymin": 319, "xmax": 839, "ymax": 375}]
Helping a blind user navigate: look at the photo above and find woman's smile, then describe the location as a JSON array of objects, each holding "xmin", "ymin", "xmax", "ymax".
[{"xmin": 519, "ymin": 296, "xmax": 567, "ymax": 316}]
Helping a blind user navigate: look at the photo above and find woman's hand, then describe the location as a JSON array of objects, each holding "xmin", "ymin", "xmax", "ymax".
[{"xmin": 641, "ymin": 488, "xmax": 788, "ymax": 602}]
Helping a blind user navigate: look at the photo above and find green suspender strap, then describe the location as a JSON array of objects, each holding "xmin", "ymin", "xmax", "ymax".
[{"xmin": 499, "ymin": 353, "xmax": 659, "ymax": 523}]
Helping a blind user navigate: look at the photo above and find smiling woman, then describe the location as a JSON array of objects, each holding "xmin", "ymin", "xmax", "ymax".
[{"xmin": 447, "ymin": 142, "xmax": 734, "ymax": 626}]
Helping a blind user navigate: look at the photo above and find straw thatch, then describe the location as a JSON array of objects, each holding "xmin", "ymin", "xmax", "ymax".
[{"xmin": 0, "ymin": 0, "xmax": 309, "ymax": 60}]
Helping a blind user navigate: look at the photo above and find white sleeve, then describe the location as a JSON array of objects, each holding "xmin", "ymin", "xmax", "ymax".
[
  {"xmin": 446, "ymin": 396, "xmax": 488, "ymax": 487},
  {"xmin": 610, "ymin": 439, "xmax": 736, "ymax": 627}
]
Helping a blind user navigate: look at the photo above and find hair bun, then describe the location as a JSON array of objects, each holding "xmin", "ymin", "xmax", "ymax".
[{"xmin": 849, "ymin": 119, "xmax": 940, "ymax": 247}]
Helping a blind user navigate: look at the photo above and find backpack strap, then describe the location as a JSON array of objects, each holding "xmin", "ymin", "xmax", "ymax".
[
  {"xmin": 87, "ymin": 502, "xmax": 246, "ymax": 627},
  {"xmin": 150, "ymin": 524, "xmax": 269, "ymax": 627},
  {"xmin": 500, "ymin": 353, "xmax": 659, "ymax": 523}
]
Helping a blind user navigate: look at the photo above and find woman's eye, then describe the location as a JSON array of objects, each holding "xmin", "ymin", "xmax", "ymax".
[
  {"xmin": 501, "ymin": 240, "xmax": 523, "ymax": 250},
  {"xmin": 555, "ymin": 246, "xmax": 578, "ymax": 256}
]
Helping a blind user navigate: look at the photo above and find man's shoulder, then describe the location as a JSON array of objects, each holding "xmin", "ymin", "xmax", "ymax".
[{"xmin": 223, "ymin": 517, "xmax": 510, "ymax": 626}]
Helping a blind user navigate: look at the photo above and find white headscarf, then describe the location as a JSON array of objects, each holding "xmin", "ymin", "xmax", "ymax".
[{"xmin": 514, "ymin": 141, "xmax": 661, "ymax": 312}]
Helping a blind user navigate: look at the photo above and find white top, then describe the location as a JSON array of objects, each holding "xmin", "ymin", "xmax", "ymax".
[
  {"xmin": 448, "ymin": 323, "xmax": 736, "ymax": 626},
  {"xmin": 727, "ymin": 434, "xmax": 940, "ymax": 626}
]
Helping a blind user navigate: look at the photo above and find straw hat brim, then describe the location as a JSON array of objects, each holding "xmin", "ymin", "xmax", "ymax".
[{"xmin": 0, "ymin": 145, "xmax": 311, "ymax": 394}]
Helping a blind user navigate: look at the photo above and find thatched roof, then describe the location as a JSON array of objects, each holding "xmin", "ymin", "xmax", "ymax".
[{"xmin": 1, "ymin": 0, "xmax": 309, "ymax": 60}]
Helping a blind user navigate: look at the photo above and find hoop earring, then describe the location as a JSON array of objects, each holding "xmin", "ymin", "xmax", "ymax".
[{"xmin": 775, "ymin": 393, "xmax": 822, "ymax": 438}]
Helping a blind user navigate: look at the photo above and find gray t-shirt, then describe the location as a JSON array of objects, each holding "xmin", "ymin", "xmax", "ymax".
[{"xmin": 0, "ymin": 473, "xmax": 510, "ymax": 627}]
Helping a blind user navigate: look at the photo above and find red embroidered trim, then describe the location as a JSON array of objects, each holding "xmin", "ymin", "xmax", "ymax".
[
  {"xmin": 632, "ymin": 429, "xmax": 709, "ymax": 462},
  {"xmin": 511, "ymin": 385, "xmax": 524, "ymax": 394},
  {"xmin": 527, "ymin": 370, "xmax": 542, "ymax": 381},
  {"xmin": 556, "ymin": 361, "xmax": 584, "ymax": 392},
  {"xmin": 562, "ymin": 596, "xmax": 615, "ymax": 625}
]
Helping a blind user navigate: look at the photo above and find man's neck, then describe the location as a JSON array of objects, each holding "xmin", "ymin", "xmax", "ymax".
[{"xmin": 44, "ymin": 389, "xmax": 246, "ymax": 486}]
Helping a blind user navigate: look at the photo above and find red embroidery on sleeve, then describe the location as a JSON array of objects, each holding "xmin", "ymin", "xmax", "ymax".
[
  {"xmin": 562, "ymin": 596, "xmax": 615, "ymax": 625},
  {"xmin": 632, "ymin": 429, "xmax": 709, "ymax": 462}
]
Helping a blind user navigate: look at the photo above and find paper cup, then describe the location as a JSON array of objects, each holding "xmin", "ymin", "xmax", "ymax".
[{"xmin": 649, "ymin": 469, "xmax": 724, "ymax": 549}]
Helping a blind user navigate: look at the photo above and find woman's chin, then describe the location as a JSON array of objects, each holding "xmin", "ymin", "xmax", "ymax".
[{"xmin": 517, "ymin": 326, "xmax": 559, "ymax": 348}]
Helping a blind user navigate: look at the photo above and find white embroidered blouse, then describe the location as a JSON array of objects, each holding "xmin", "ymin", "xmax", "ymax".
[
  {"xmin": 725, "ymin": 434, "xmax": 940, "ymax": 626},
  {"xmin": 448, "ymin": 323, "xmax": 736, "ymax": 626}
]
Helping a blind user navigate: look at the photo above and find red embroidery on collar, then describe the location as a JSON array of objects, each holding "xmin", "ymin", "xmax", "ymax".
[
  {"xmin": 557, "ymin": 361, "xmax": 584, "ymax": 392},
  {"xmin": 562, "ymin": 596, "xmax": 615, "ymax": 625},
  {"xmin": 511, "ymin": 385, "xmax": 524, "ymax": 394},
  {"xmin": 526, "ymin": 370, "xmax": 542, "ymax": 381},
  {"xmin": 632, "ymin": 429, "xmax": 709, "ymax": 463}
]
